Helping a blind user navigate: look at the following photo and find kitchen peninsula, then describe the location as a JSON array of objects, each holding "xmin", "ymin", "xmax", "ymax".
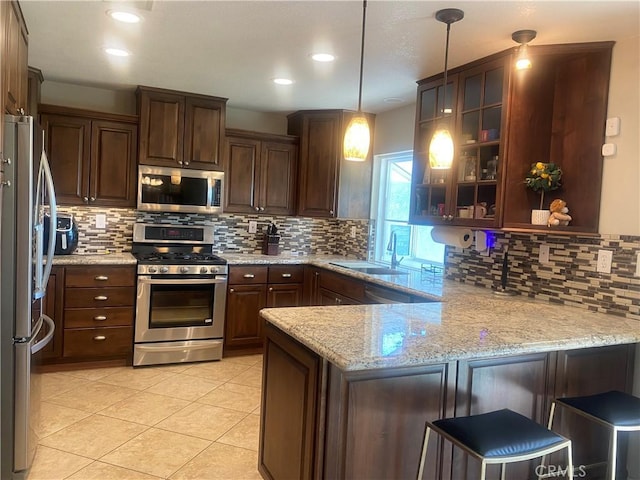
[{"xmin": 257, "ymin": 281, "xmax": 640, "ymax": 480}]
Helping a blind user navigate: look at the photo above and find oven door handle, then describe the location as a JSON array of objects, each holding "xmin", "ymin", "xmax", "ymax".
[{"xmin": 137, "ymin": 276, "xmax": 227, "ymax": 285}]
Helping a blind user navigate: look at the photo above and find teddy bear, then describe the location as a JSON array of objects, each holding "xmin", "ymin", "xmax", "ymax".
[{"xmin": 548, "ymin": 199, "xmax": 572, "ymax": 226}]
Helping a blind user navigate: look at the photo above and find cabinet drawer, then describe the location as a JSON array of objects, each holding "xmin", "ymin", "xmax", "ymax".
[
  {"xmin": 268, "ymin": 265, "xmax": 304, "ymax": 284},
  {"xmin": 319, "ymin": 270, "xmax": 365, "ymax": 302},
  {"xmin": 63, "ymin": 326, "xmax": 133, "ymax": 358},
  {"xmin": 229, "ymin": 266, "xmax": 268, "ymax": 284},
  {"xmin": 64, "ymin": 307, "xmax": 133, "ymax": 328},
  {"xmin": 64, "ymin": 287, "xmax": 135, "ymax": 308},
  {"xmin": 65, "ymin": 266, "xmax": 135, "ymax": 287}
]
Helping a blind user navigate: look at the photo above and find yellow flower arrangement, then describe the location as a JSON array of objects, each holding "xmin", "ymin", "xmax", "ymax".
[{"xmin": 525, "ymin": 162, "xmax": 562, "ymax": 209}]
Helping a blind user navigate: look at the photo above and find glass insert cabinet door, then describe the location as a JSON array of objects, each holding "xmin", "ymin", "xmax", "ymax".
[
  {"xmin": 453, "ymin": 59, "xmax": 507, "ymax": 224},
  {"xmin": 410, "ymin": 75, "xmax": 458, "ymax": 223}
]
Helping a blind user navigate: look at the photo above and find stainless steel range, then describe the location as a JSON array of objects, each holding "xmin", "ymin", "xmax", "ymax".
[{"xmin": 132, "ymin": 223, "xmax": 227, "ymax": 366}]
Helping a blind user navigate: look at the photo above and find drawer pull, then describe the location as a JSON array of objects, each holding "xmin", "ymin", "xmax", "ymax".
[
  {"xmin": 93, "ymin": 315, "xmax": 107, "ymax": 321},
  {"xmin": 94, "ymin": 295, "xmax": 108, "ymax": 301},
  {"xmin": 93, "ymin": 335, "xmax": 106, "ymax": 341},
  {"xmin": 243, "ymin": 274, "xmax": 255, "ymax": 279},
  {"xmin": 269, "ymin": 287, "xmax": 273, "ymax": 292},
  {"xmin": 281, "ymin": 273, "xmax": 292, "ymax": 278},
  {"xmin": 95, "ymin": 275, "xmax": 109, "ymax": 281},
  {"xmin": 229, "ymin": 288, "xmax": 235, "ymax": 293}
]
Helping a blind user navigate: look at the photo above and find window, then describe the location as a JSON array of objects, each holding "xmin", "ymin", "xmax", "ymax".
[{"xmin": 373, "ymin": 151, "xmax": 445, "ymax": 269}]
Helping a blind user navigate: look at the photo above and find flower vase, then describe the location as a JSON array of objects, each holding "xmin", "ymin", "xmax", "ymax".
[{"xmin": 531, "ymin": 209, "xmax": 550, "ymax": 225}]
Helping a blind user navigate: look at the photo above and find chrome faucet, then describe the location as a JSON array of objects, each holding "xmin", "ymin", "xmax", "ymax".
[{"xmin": 386, "ymin": 232, "xmax": 403, "ymax": 269}]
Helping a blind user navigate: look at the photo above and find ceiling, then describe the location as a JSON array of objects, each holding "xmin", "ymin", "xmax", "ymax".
[{"xmin": 20, "ymin": 1, "xmax": 640, "ymax": 115}]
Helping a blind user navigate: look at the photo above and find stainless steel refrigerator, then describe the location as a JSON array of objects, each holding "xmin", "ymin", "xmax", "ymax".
[{"xmin": 1, "ymin": 114, "xmax": 57, "ymax": 479}]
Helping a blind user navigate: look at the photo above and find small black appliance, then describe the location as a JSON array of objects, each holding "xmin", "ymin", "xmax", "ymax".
[{"xmin": 44, "ymin": 213, "xmax": 79, "ymax": 255}]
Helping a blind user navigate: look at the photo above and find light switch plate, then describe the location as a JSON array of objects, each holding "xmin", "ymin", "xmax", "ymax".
[
  {"xmin": 605, "ymin": 117, "xmax": 621, "ymax": 137},
  {"xmin": 95, "ymin": 214, "xmax": 106, "ymax": 229},
  {"xmin": 350, "ymin": 226, "xmax": 357, "ymax": 238},
  {"xmin": 602, "ymin": 143, "xmax": 617, "ymax": 156},
  {"xmin": 539, "ymin": 244, "xmax": 550, "ymax": 264},
  {"xmin": 248, "ymin": 221, "xmax": 257, "ymax": 233},
  {"xmin": 597, "ymin": 249, "xmax": 612, "ymax": 274}
]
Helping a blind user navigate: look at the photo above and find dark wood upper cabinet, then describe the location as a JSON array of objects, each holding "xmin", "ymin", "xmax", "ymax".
[
  {"xmin": 137, "ymin": 86, "xmax": 227, "ymax": 170},
  {"xmin": 288, "ymin": 110, "xmax": 375, "ymax": 219},
  {"xmin": 40, "ymin": 105, "xmax": 138, "ymax": 207},
  {"xmin": 224, "ymin": 129, "xmax": 298, "ymax": 215},
  {"xmin": 3, "ymin": 0, "xmax": 28, "ymax": 115},
  {"xmin": 410, "ymin": 42, "xmax": 613, "ymax": 234}
]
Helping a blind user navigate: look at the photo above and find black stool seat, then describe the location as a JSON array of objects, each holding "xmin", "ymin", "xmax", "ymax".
[
  {"xmin": 433, "ymin": 409, "xmax": 567, "ymax": 458},
  {"xmin": 555, "ymin": 390, "xmax": 640, "ymax": 427}
]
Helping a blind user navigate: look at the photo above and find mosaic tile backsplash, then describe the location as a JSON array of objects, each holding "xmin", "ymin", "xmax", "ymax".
[
  {"xmin": 59, "ymin": 206, "xmax": 370, "ymax": 259},
  {"xmin": 446, "ymin": 231, "xmax": 640, "ymax": 320},
  {"xmin": 59, "ymin": 206, "xmax": 639, "ymax": 320}
]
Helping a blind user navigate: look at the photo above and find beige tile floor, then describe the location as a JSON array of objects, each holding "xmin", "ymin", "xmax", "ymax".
[{"xmin": 28, "ymin": 355, "xmax": 264, "ymax": 480}]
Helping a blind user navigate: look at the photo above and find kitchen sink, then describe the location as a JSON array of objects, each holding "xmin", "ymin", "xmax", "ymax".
[
  {"xmin": 329, "ymin": 262, "xmax": 409, "ymax": 276},
  {"xmin": 347, "ymin": 267, "xmax": 409, "ymax": 275}
]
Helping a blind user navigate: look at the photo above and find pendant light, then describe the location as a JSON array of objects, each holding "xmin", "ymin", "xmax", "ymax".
[
  {"xmin": 343, "ymin": 0, "xmax": 370, "ymax": 162},
  {"xmin": 512, "ymin": 30, "xmax": 537, "ymax": 70},
  {"xmin": 428, "ymin": 8, "xmax": 464, "ymax": 170}
]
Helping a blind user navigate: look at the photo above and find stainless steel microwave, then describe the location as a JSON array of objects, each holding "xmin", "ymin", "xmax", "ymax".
[{"xmin": 137, "ymin": 165, "xmax": 224, "ymax": 214}]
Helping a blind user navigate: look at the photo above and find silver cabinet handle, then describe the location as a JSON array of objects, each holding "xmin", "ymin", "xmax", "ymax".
[
  {"xmin": 93, "ymin": 315, "xmax": 107, "ymax": 321},
  {"xmin": 95, "ymin": 275, "xmax": 109, "ymax": 281},
  {"xmin": 315, "ymin": 272, "xmax": 320, "ymax": 277},
  {"xmin": 93, "ymin": 335, "xmax": 106, "ymax": 341},
  {"xmin": 329, "ymin": 210, "xmax": 334, "ymax": 215},
  {"xmin": 83, "ymin": 196, "xmax": 89, "ymax": 203},
  {"xmin": 90, "ymin": 196, "xmax": 96, "ymax": 202},
  {"xmin": 94, "ymin": 295, "xmax": 108, "ymax": 301},
  {"xmin": 184, "ymin": 161, "xmax": 190, "ymax": 166},
  {"xmin": 269, "ymin": 287, "xmax": 273, "ymax": 292},
  {"xmin": 178, "ymin": 160, "xmax": 183, "ymax": 165},
  {"xmin": 281, "ymin": 273, "xmax": 292, "ymax": 278},
  {"xmin": 243, "ymin": 274, "xmax": 255, "ymax": 279},
  {"xmin": 260, "ymin": 207, "xmax": 265, "ymax": 211},
  {"xmin": 229, "ymin": 288, "xmax": 235, "ymax": 293},
  {"xmin": 254, "ymin": 206, "xmax": 260, "ymax": 211}
]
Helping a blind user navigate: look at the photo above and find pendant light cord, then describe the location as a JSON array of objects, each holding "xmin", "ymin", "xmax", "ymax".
[
  {"xmin": 356, "ymin": 0, "xmax": 367, "ymax": 113},
  {"xmin": 442, "ymin": 21, "xmax": 451, "ymax": 115}
]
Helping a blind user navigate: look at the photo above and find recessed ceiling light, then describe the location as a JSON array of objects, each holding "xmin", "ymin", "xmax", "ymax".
[
  {"xmin": 104, "ymin": 47, "xmax": 130, "ymax": 57},
  {"xmin": 273, "ymin": 78, "xmax": 293, "ymax": 85},
  {"xmin": 383, "ymin": 97, "xmax": 404, "ymax": 104},
  {"xmin": 108, "ymin": 10, "xmax": 142, "ymax": 23},
  {"xmin": 311, "ymin": 53, "xmax": 335, "ymax": 62}
]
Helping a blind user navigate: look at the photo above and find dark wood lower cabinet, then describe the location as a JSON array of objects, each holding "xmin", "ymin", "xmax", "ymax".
[
  {"xmin": 259, "ymin": 324, "xmax": 636, "ymax": 480},
  {"xmin": 259, "ymin": 324, "xmax": 320, "ymax": 480}
]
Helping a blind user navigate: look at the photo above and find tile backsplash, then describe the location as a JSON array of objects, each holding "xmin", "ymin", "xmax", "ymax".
[
  {"xmin": 58, "ymin": 206, "xmax": 639, "ymax": 320},
  {"xmin": 59, "ymin": 206, "xmax": 370, "ymax": 259},
  {"xmin": 446, "ymin": 231, "xmax": 640, "ymax": 320}
]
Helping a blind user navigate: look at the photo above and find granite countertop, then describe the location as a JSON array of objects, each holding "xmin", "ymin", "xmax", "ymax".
[
  {"xmin": 51, "ymin": 252, "xmax": 137, "ymax": 265},
  {"xmin": 260, "ymin": 289, "xmax": 640, "ymax": 371}
]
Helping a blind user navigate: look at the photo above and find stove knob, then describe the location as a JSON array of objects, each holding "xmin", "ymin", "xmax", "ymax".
[
  {"xmin": 210, "ymin": 266, "xmax": 219, "ymax": 274},
  {"xmin": 160, "ymin": 266, "xmax": 169, "ymax": 274},
  {"xmin": 200, "ymin": 266, "xmax": 208, "ymax": 274},
  {"xmin": 180, "ymin": 266, "xmax": 189, "ymax": 274},
  {"xmin": 148, "ymin": 266, "xmax": 157, "ymax": 274}
]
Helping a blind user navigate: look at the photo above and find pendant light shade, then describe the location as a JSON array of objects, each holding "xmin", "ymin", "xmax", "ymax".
[
  {"xmin": 428, "ymin": 8, "xmax": 464, "ymax": 170},
  {"xmin": 512, "ymin": 29, "xmax": 537, "ymax": 70},
  {"xmin": 344, "ymin": 0, "xmax": 371, "ymax": 162},
  {"xmin": 429, "ymin": 127, "xmax": 454, "ymax": 170}
]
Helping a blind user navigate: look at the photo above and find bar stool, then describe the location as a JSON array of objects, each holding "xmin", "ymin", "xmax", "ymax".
[
  {"xmin": 547, "ymin": 390, "xmax": 640, "ymax": 480},
  {"xmin": 417, "ymin": 409, "xmax": 573, "ymax": 480}
]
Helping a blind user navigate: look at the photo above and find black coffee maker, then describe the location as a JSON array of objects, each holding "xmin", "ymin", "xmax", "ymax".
[{"xmin": 44, "ymin": 213, "xmax": 79, "ymax": 255}]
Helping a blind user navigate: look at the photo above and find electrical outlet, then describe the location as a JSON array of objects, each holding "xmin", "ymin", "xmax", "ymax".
[
  {"xmin": 635, "ymin": 252, "xmax": 640, "ymax": 277},
  {"xmin": 539, "ymin": 244, "xmax": 550, "ymax": 264},
  {"xmin": 95, "ymin": 214, "xmax": 106, "ymax": 229},
  {"xmin": 350, "ymin": 226, "xmax": 357, "ymax": 238},
  {"xmin": 248, "ymin": 221, "xmax": 257, "ymax": 233},
  {"xmin": 596, "ymin": 249, "xmax": 612, "ymax": 274}
]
